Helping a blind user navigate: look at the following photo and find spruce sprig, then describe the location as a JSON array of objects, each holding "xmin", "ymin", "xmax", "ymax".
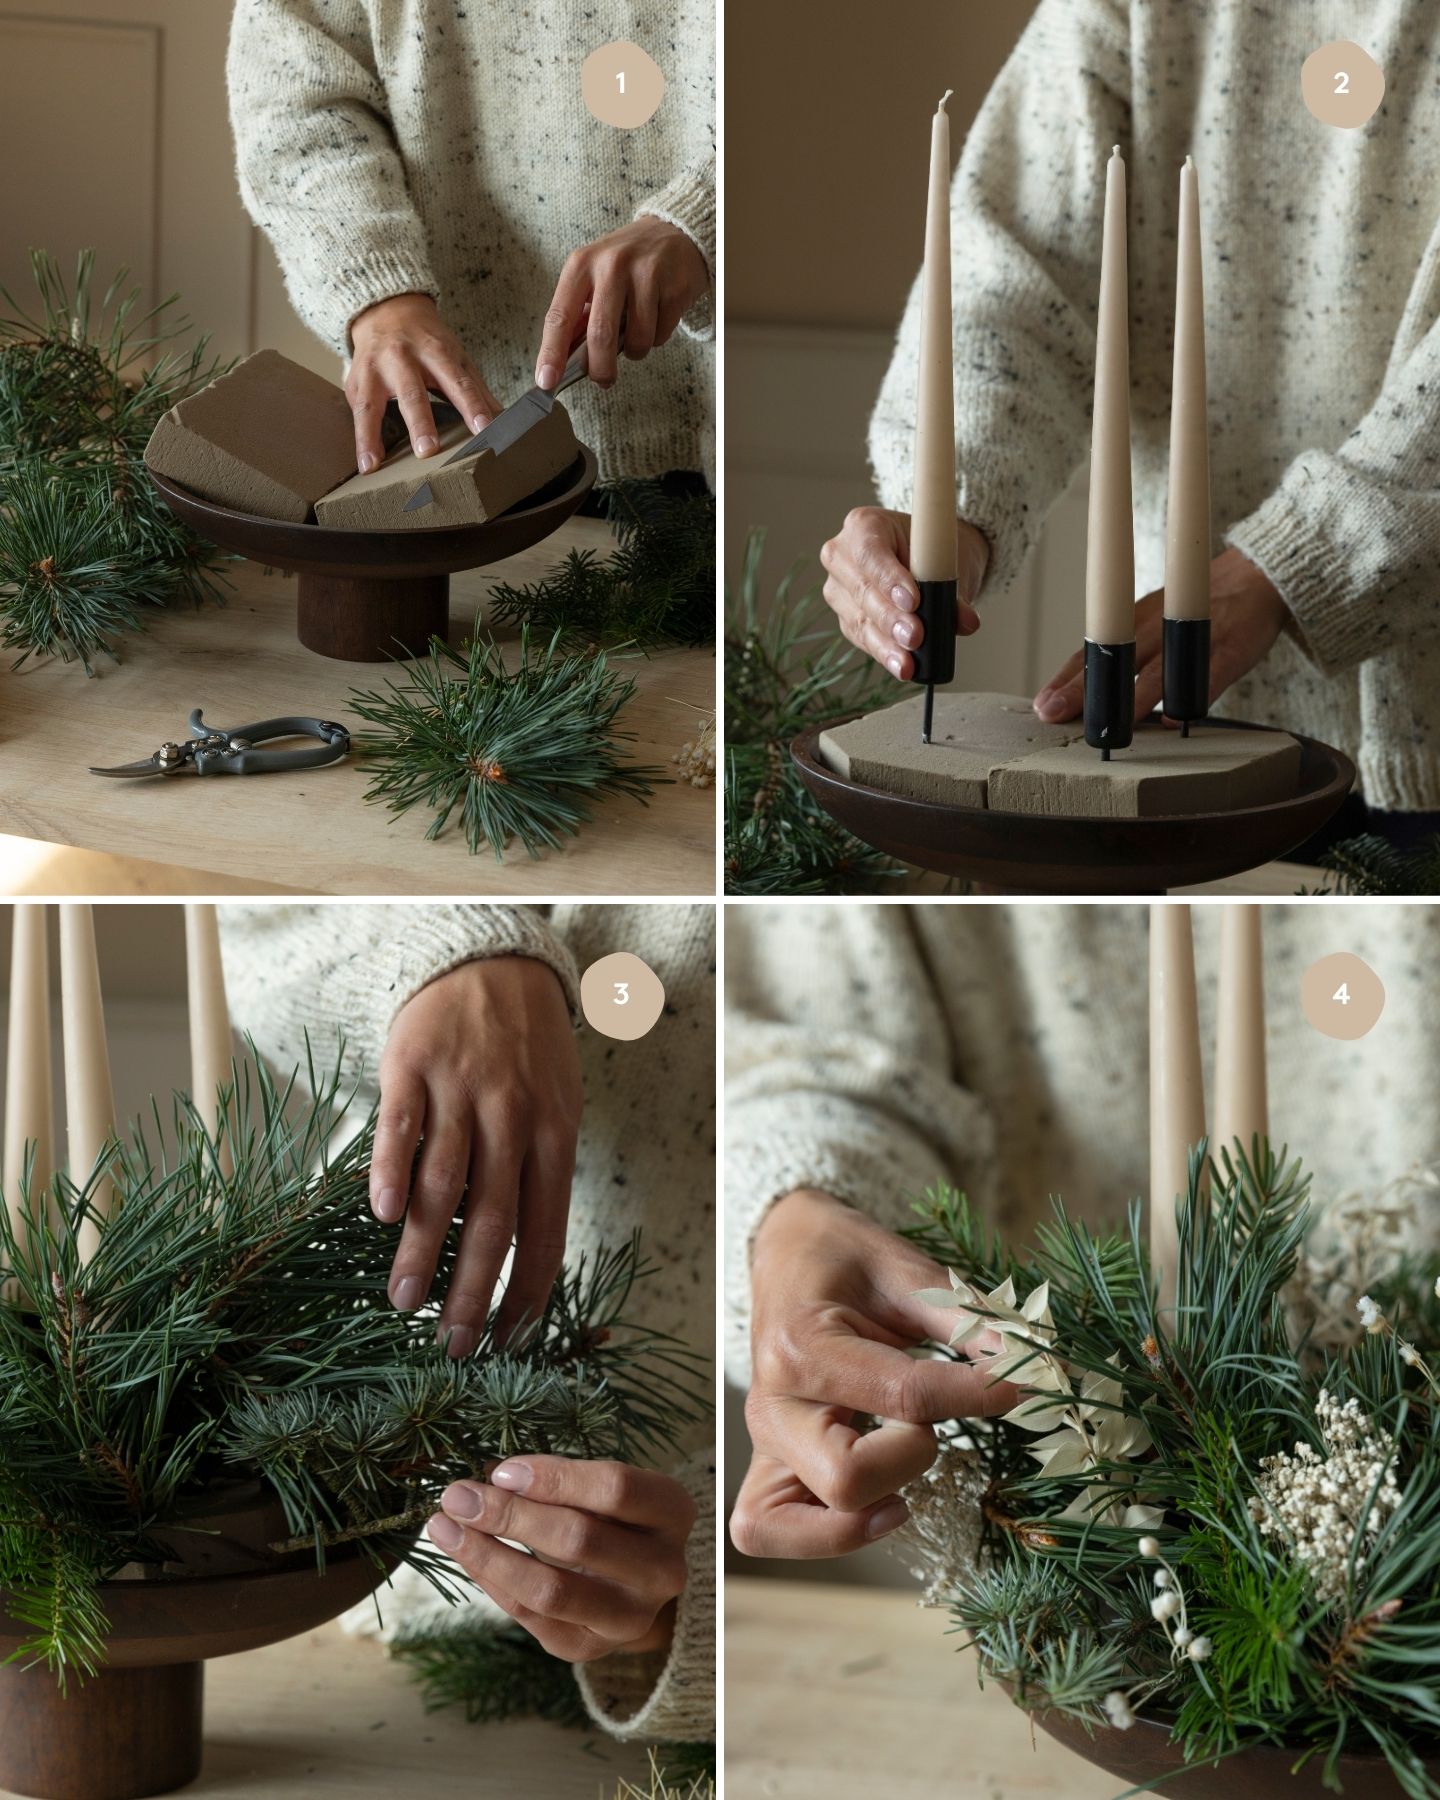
[
  {"xmin": 0, "ymin": 1047, "xmax": 703, "ymax": 1680},
  {"xmin": 349, "ymin": 629, "xmax": 666, "ymax": 860},
  {"xmin": 724, "ymin": 528, "xmax": 899, "ymax": 895},
  {"xmin": 487, "ymin": 480, "xmax": 714, "ymax": 650},
  {"xmin": 0, "ymin": 250, "xmax": 230, "ymax": 670}
]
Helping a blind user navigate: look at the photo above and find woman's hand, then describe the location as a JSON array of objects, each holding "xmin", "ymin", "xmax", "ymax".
[
  {"xmin": 534, "ymin": 218, "xmax": 710, "ymax": 393},
  {"xmin": 729, "ymin": 1190, "xmax": 1016, "ymax": 1560},
  {"xmin": 347, "ymin": 292, "xmax": 502, "ymax": 471},
  {"xmin": 370, "ymin": 955, "xmax": 582, "ymax": 1357},
  {"xmin": 819, "ymin": 507, "xmax": 988, "ymax": 679},
  {"xmin": 427, "ymin": 1457, "xmax": 694, "ymax": 1662},
  {"xmin": 1034, "ymin": 547, "xmax": 1289, "ymax": 723}
]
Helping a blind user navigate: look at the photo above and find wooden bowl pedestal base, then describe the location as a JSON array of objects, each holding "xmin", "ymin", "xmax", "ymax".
[
  {"xmin": 0, "ymin": 1660, "xmax": 203, "ymax": 1800},
  {"xmin": 295, "ymin": 571, "xmax": 450, "ymax": 662}
]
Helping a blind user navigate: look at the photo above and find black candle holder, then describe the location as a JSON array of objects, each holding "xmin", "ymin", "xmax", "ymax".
[
  {"xmin": 1163, "ymin": 616, "xmax": 1210, "ymax": 735},
  {"xmin": 912, "ymin": 577, "xmax": 957, "ymax": 742},
  {"xmin": 1084, "ymin": 638, "xmax": 1136, "ymax": 758}
]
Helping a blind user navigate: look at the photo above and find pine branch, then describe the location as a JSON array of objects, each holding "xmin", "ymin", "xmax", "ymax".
[
  {"xmin": 488, "ymin": 480, "xmax": 714, "ymax": 651},
  {"xmin": 724, "ymin": 528, "xmax": 900, "ymax": 895},
  {"xmin": 349, "ymin": 629, "xmax": 666, "ymax": 859},
  {"xmin": 0, "ymin": 249, "xmax": 231, "ymax": 670},
  {"xmin": 1300, "ymin": 832, "xmax": 1440, "ymax": 897},
  {"xmin": 391, "ymin": 1616, "xmax": 588, "ymax": 1726},
  {"xmin": 0, "ymin": 1047, "xmax": 702, "ymax": 1679}
]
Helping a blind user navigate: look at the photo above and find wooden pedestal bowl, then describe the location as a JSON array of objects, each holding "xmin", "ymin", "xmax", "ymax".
[
  {"xmin": 148, "ymin": 447, "xmax": 599, "ymax": 663},
  {"xmin": 1032, "ymin": 1702, "xmax": 1431, "ymax": 1797},
  {"xmin": 0, "ymin": 1483, "xmax": 401, "ymax": 1800},
  {"xmin": 791, "ymin": 717, "xmax": 1355, "ymax": 895}
]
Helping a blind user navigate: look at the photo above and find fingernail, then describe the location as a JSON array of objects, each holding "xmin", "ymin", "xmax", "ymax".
[
  {"xmin": 357, "ymin": 451, "xmax": 377, "ymax": 475},
  {"xmin": 372, "ymin": 1186, "xmax": 404, "ymax": 1224},
  {"xmin": 893, "ymin": 618, "xmax": 918, "ymax": 649},
  {"xmin": 471, "ymin": 413, "xmax": 492, "ymax": 433},
  {"xmin": 441, "ymin": 1482, "xmax": 483, "ymax": 1520},
  {"xmin": 890, "ymin": 584, "xmax": 918, "ymax": 612},
  {"xmin": 886, "ymin": 652, "xmax": 905, "ymax": 677},
  {"xmin": 440, "ymin": 1323, "xmax": 477, "ymax": 1360},
  {"xmin": 390, "ymin": 1275, "xmax": 423, "ymax": 1311},
  {"xmin": 536, "ymin": 363, "xmax": 559, "ymax": 391},
  {"xmin": 866, "ymin": 1500, "xmax": 910, "ymax": 1540},
  {"xmin": 414, "ymin": 434, "xmax": 439, "ymax": 457},
  {"xmin": 490, "ymin": 1460, "xmax": 533, "ymax": 1493},
  {"xmin": 1034, "ymin": 689, "xmax": 1065, "ymax": 720},
  {"xmin": 426, "ymin": 1512, "xmax": 464, "ymax": 1551}
]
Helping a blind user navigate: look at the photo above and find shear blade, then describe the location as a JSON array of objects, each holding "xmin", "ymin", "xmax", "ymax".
[{"xmin": 402, "ymin": 482, "xmax": 435, "ymax": 514}]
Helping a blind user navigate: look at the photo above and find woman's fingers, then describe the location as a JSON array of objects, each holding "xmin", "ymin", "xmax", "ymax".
[
  {"xmin": 744, "ymin": 1391, "xmax": 936, "ymax": 1514},
  {"xmin": 425, "ymin": 344, "xmax": 501, "ymax": 436},
  {"xmin": 728, "ymin": 1452, "xmax": 910, "ymax": 1559},
  {"xmin": 536, "ymin": 252, "xmax": 590, "ymax": 391},
  {"xmin": 387, "ymin": 1104, "xmax": 470, "ymax": 1314},
  {"xmin": 493, "ymin": 1132, "xmax": 575, "ymax": 1346},
  {"xmin": 621, "ymin": 262, "xmax": 659, "ymax": 361},
  {"xmin": 585, "ymin": 257, "xmax": 626, "ymax": 388},
  {"xmin": 426, "ymin": 1516, "xmax": 655, "ymax": 1648},
  {"xmin": 436, "ymin": 1482, "xmax": 683, "ymax": 1597},
  {"xmin": 775, "ymin": 1326, "xmax": 1018, "ymax": 1426},
  {"xmin": 370, "ymin": 1067, "xmax": 425, "ymax": 1225},
  {"xmin": 486, "ymin": 1456, "xmax": 691, "ymax": 1533},
  {"xmin": 436, "ymin": 1137, "xmax": 521, "ymax": 1358},
  {"xmin": 345, "ymin": 364, "xmax": 390, "ymax": 476}
]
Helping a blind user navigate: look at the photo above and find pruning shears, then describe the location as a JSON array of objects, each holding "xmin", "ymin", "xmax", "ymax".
[{"xmin": 89, "ymin": 710, "xmax": 350, "ymax": 779}]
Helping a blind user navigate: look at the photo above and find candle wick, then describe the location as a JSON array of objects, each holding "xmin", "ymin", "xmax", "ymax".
[
  {"xmin": 1184, "ymin": 153, "xmax": 1195, "ymax": 169},
  {"xmin": 1111, "ymin": 144, "xmax": 1122, "ymax": 158},
  {"xmin": 938, "ymin": 89, "xmax": 952, "ymax": 112}
]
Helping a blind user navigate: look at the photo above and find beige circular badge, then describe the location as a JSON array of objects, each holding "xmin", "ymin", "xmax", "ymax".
[
  {"xmin": 580, "ymin": 952, "xmax": 665, "ymax": 1041},
  {"xmin": 1300, "ymin": 951, "xmax": 1385, "ymax": 1041},
  {"xmin": 582, "ymin": 40, "xmax": 665, "ymax": 129},
  {"xmin": 1301, "ymin": 41, "xmax": 1384, "ymax": 129}
]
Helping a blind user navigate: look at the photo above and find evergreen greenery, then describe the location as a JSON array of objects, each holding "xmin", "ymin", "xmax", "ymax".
[
  {"xmin": 0, "ymin": 1049, "xmax": 701, "ymax": 1684},
  {"xmin": 899, "ymin": 1144, "xmax": 1440, "ymax": 1795},
  {"xmin": 1303, "ymin": 833, "xmax": 1440, "ymax": 897},
  {"xmin": 0, "ymin": 250, "xmax": 230, "ymax": 673},
  {"xmin": 392, "ymin": 1616, "xmax": 588, "ymax": 1726},
  {"xmin": 349, "ymin": 628, "xmax": 666, "ymax": 860},
  {"xmin": 725, "ymin": 528, "xmax": 900, "ymax": 895},
  {"xmin": 489, "ymin": 480, "xmax": 714, "ymax": 650}
]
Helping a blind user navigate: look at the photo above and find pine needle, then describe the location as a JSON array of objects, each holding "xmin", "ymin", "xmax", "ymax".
[{"xmin": 349, "ymin": 629, "xmax": 667, "ymax": 859}]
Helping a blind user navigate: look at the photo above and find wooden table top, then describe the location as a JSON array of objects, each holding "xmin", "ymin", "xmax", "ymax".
[
  {"xmin": 0, "ymin": 1621, "xmax": 655, "ymax": 1800},
  {"xmin": 0, "ymin": 517, "xmax": 715, "ymax": 898},
  {"xmin": 725, "ymin": 1576, "xmax": 1117, "ymax": 1800}
]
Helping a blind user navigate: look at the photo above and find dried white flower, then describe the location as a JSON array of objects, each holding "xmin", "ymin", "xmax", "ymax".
[
  {"xmin": 1433, "ymin": 1275, "xmax": 1440, "ymax": 1302},
  {"xmin": 1187, "ymin": 1636, "xmax": 1212, "ymax": 1662},
  {"xmin": 1357, "ymin": 1295, "xmax": 1385, "ymax": 1333},
  {"xmin": 1172, "ymin": 1625, "xmax": 1194, "ymax": 1649},
  {"xmin": 1137, "ymin": 1535, "xmax": 1161, "ymax": 1558},
  {"xmin": 1150, "ymin": 1590, "xmax": 1181, "ymax": 1622},
  {"xmin": 1153, "ymin": 1569, "xmax": 1172, "ymax": 1589},
  {"xmin": 1103, "ymin": 1690, "xmax": 1135, "ymax": 1730},
  {"xmin": 673, "ymin": 715, "xmax": 715, "ymax": 788},
  {"xmin": 1250, "ymin": 1389, "xmax": 1403, "ymax": 1604},
  {"xmin": 889, "ymin": 1443, "xmax": 988, "ymax": 1608},
  {"xmin": 1401, "ymin": 1342, "xmax": 1422, "ymax": 1367}
]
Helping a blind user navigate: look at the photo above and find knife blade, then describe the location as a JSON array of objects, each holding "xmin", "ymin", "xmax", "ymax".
[{"xmin": 402, "ymin": 340, "xmax": 595, "ymax": 513}]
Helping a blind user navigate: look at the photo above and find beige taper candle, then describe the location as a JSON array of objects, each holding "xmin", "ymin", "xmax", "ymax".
[
  {"xmin": 4, "ymin": 905, "xmax": 55, "ymax": 1243},
  {"xmin": 909, "ymin": 90, "xmax": 957, "ymax": 584},
  {"xmin": 1212, "ymin": 904, "xmax": 1267, "ymax": 1169},
  {"xmin": 1085, "ymin": 147, "xmax": 1135, "ymax": 647},
  {"xmin": 59, "ymin": 905, "xmax": 116, "ymax": 1258},
  {"xmin": 1164, "ymin": 157, "xmax": 1211, "ymax": 621},
  {"xmin": 1149, "ymin": 904, "xmax": 1205, "ymax": 1311},
  {"xmin": 185, "ymin": 904, "xmax": 232, "ymax": 1149}
]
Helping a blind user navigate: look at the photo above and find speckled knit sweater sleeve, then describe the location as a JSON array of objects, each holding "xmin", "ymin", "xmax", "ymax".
[
  {"xmin": 724, "ymin": 905, "xmax": 999, "ymax": 1390},
  {"xmin": 226, "ymin": 0, "xmax": 715, "ymax": 484},
  {"xmin": 870, "ymin": 0, "xmax": 1440, "ymax": 812},
  {"xmin": 219, "ymin": 903, "xmax": 715, "ymax": 1744}
]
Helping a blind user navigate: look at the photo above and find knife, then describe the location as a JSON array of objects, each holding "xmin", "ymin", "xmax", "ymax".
[{"xmin": 402, "ymin": 339, "xmax": 594, "ymax": 513}]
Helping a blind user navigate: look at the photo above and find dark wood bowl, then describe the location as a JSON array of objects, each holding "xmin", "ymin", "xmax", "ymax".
[
  {"xmin": 0, "ymin": 1483, "xmax": 403, "ymax": 1800},
  {"xmin": 1033, "ymin": 1700, "xmax": 1426, "ymax": 1797},
  {"xmin": 791, "ymin": 716, "xmax": 1355, "ymax": 895},
  {"xmin": 148, "ymin": 447, "xmax": 598, "ymax": 662}
]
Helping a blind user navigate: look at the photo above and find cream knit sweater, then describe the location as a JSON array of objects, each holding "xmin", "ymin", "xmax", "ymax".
[
  {"xmin": 227, "ymin": 0, "xmax": 715, "ymax": 484},
  {"xmin": 870, "ymin": 0, "xmax": 1440, "ymax": 813},
  {"xmin": 219, "ymin": 902, "xmax": 715, "ymax": 1745},
  {"xmin": 726, "ymin": 903, "xmax": 1440, "ymax": 1389}
]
